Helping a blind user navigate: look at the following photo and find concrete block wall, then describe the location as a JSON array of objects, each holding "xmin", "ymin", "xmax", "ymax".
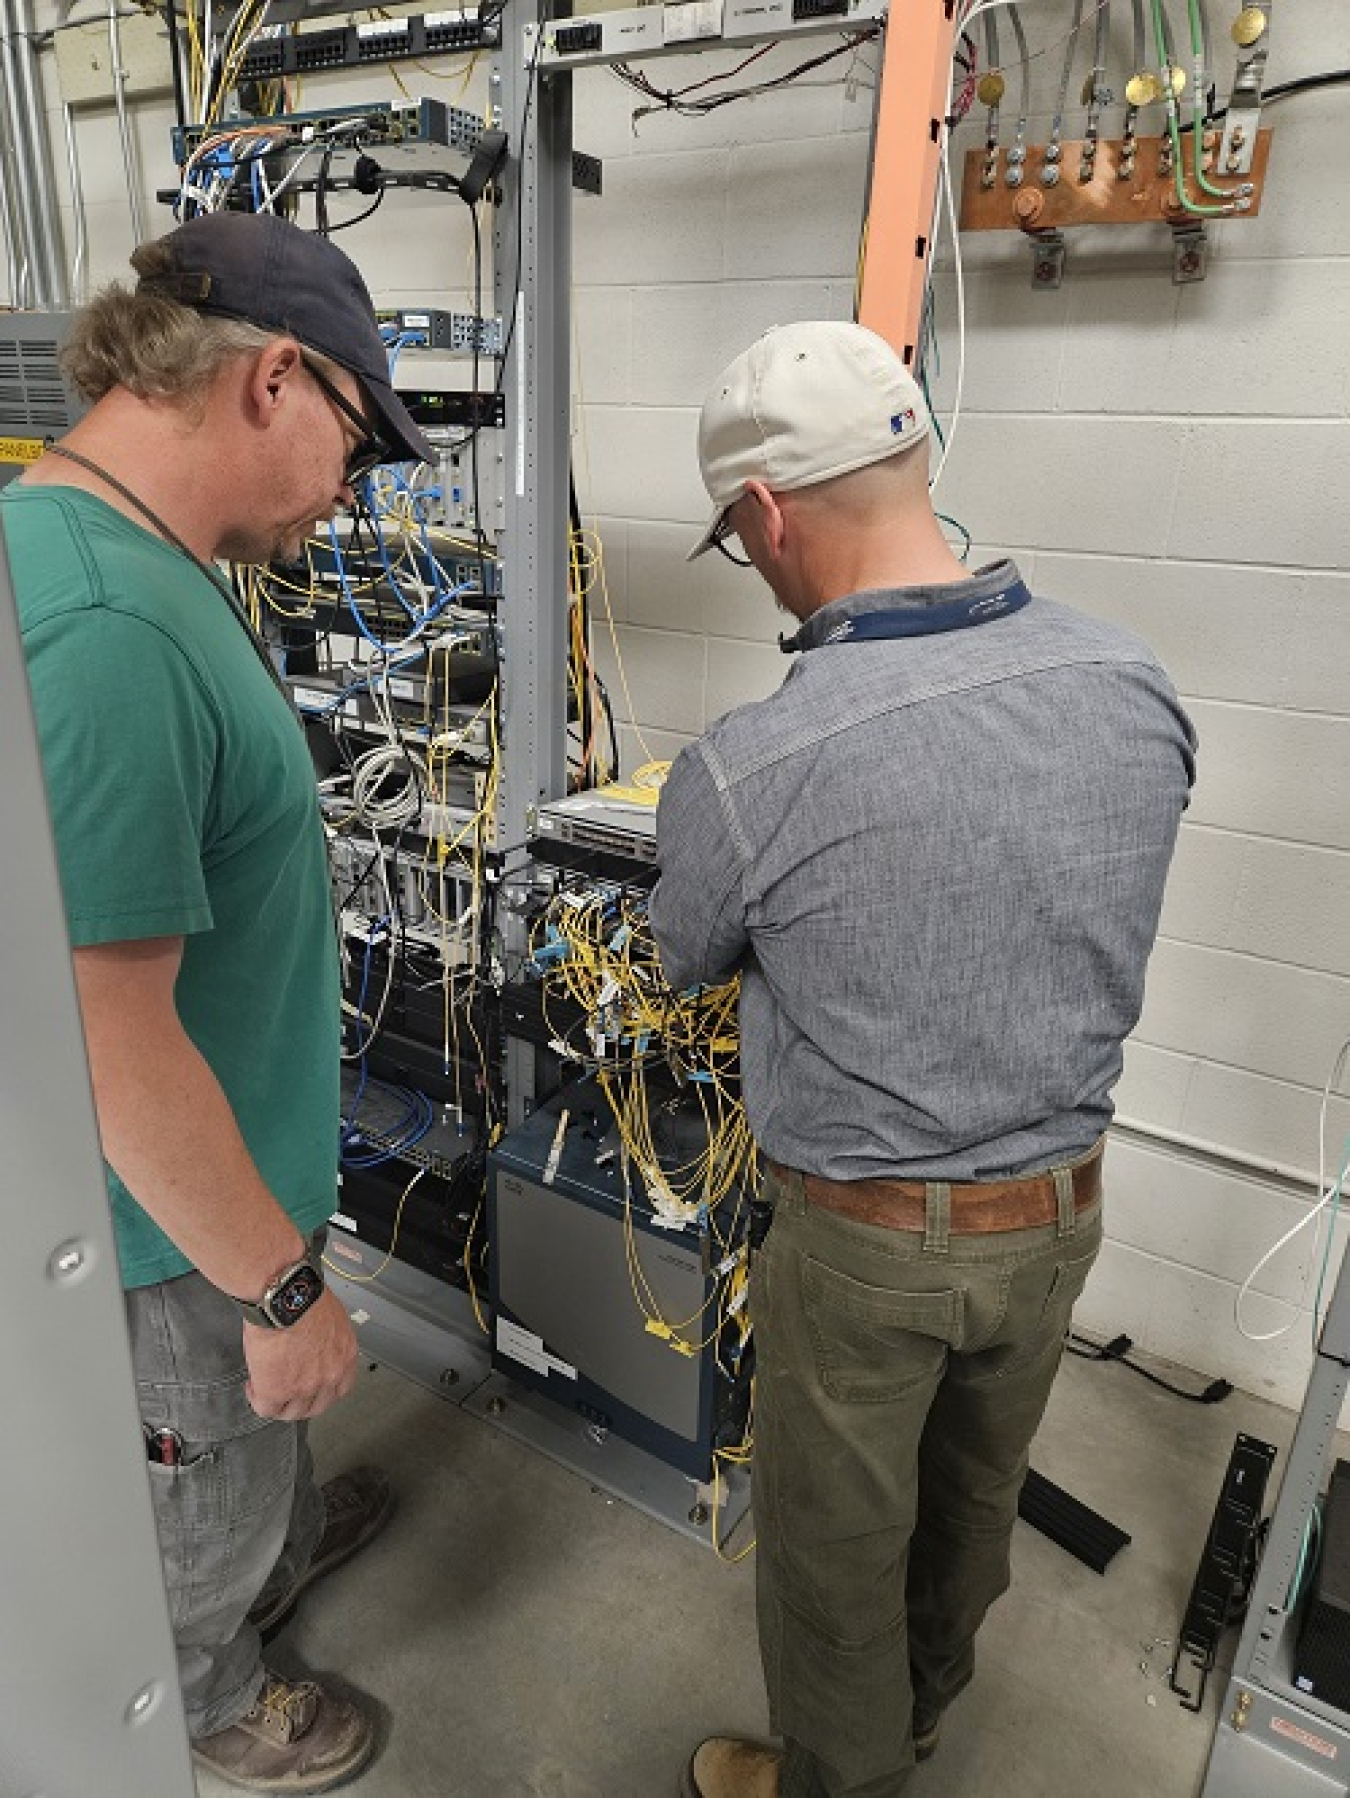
[
  {"xmin": 21, "ymin": 0, "xmax": 1350, "ymax": 1410},
  {"xmin": 571, "ymin": 4, "xmax": 1350, "ymax": 1414}
]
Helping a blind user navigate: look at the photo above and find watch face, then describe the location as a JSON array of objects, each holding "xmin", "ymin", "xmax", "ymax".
[{"xmin": 269, "ymin": 1263, "xmax": 324, "ymax": 1326}]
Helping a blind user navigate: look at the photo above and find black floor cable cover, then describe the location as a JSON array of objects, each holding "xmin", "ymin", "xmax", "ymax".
[{"xmin": 1019, "ymin": 1467, "xmax": 1132, "ymax": 1574}]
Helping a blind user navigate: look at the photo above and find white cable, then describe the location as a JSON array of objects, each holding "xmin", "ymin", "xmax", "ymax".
[
  {"xmin": 351, "ymin": 740, "xmax": 424, "ymax": 830},
  {"xmin": 263, "ymin": 141, "xmax": 323, "ymax": 209},
  {"xmin": 928, "ymin": 138, "xmax": 965, "ymax": 498},
  {"xmin": 1234, "ymin": 1036, "xmax": 1350, "ymax": 1343}
]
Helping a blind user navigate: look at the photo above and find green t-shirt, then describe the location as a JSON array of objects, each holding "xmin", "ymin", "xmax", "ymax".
[{"xmin": 5, "ymin": 483, "xmax": 340, "ymax": 1288}]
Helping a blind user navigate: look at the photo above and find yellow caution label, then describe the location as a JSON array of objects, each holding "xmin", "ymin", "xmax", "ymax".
[{"xmin": 0, "ymin": 436, "xmax": 46, "ymax": 465}]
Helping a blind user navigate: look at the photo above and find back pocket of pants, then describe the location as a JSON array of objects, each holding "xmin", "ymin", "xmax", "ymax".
[{"xmin": 802, "ymin": 1257, "xmax": 964, "ymax": 1403}]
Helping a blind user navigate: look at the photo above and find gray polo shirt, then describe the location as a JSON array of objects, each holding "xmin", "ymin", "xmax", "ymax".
[{"xmin": 650, "ymin": 561, "xmax": 1196, "ymax": 1182}]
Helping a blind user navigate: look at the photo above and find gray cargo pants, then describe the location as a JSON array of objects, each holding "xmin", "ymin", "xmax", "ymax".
[
  {"xmin": 125, "ymin": 1257, "xmax": 325, "ymax": 1738},
  {"xmin": 753, "ymin": 1162, "xmax": 1101, "ymax": 1798}
]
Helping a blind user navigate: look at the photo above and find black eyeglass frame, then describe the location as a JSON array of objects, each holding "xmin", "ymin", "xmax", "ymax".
[
  {"xmin": 299, "ymin": 353, "xmax": 390, "ymax": 485},
  {"xmin": 709, "ymin": 505, "xmax": 753, "ymax": 568}
]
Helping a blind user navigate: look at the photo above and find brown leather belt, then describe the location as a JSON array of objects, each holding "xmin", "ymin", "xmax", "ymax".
[{"xmin": 767, "ymin": 1140, "xmax": 1104, "ymax": 1234}]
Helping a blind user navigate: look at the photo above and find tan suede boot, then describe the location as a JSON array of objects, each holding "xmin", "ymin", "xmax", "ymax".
[
  {"xmin": 192, "ymin": 1672, "xmax": 375, "ymax": 1793},
  {"xmin": 680, "ymin": 1736, "xmax": 783, "ymax": 1798}
]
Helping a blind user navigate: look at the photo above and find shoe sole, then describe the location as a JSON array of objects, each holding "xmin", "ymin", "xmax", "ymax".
[{"xmin": 191, "ymin": 1731, "xmax": 375, "ymax": 1795}]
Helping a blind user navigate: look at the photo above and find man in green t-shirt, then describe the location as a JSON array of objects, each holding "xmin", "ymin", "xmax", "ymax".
[{"xmin": 6, "ymin": 213, "xmax": 433, "ymax": 1794}]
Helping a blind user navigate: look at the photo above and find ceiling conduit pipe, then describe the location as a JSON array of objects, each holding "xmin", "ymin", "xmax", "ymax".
[
  {"xmin": 107, "ymin": 0, "xmax": 145, "ymax": 244},
  {"xmin": 0, "ymin": 84, "xmax": 25, "ymax": 305},
  {"xmin": 0, "ymin": 0, "xmax": 38, "ymax": 306},
  {"xmin": 12, "ymin": 0, "xmax": 70, "ymax": 304},
  {"xmin": 60, "ymin": 102, "xmax": 87, "ymax": 304}
]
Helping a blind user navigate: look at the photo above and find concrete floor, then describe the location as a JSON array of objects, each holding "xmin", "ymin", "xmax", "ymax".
[{"xmin": 195, "ymin": 1345, "xmax": 1310, "ymax": 1798}]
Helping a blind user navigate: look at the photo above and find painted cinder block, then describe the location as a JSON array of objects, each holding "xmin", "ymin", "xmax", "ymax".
[
  {"xmin": 704, "ymin": 637, "xmax": 789, "ymax": 728},
  {"xmin": 573, "ymin": 286, "xmax": 634, "ymax": 407},
  {"xmin": 1180, "ymin": 1060, "xmax": 1350, "ymax": 1185},
  {"xmin": 1226, "ymin": 839, "xmax": 1350, "ymax": 975},
  {"xmin": 624, "ymin": 517, "xmax": 782, "ymax": 644},
  {"xmin": 1287, "ymin": 574, "xmax": 1350, "ymax": 714},
  {"xmin": 1134, "ymin": 1255, "xmax": 1317, "ymax": 1409},
  {"xmin": 627, "ymin": 278, "xmax": 848, "ymax": 408},
  {"xmin": 1169, "ymin": 421, "xmax": 1350, "ymax": 572},
  {"xmin": 934, "ymin": 415, "xmax": 1187, "ymax": 557},
  {"xmin": 1074, "ymin": 1237, "xmax": 1159, "ymax": 1352},
  {"xmin": 723, "ymin": 134, "xmax": 869, "ymax": 282},
  {"xmin": 591, "ymin": 622, "xmax": 706, "ymax": 735},
  {"xmin": 1104, "ymin": 1138, "xmax": 1320, "ymax": 1302},
  {"xmin": 1114, "ymin": 1041, "xmax": 1196, "ymax": 1132},
  {"xmin": 1035, "ymin": 553, "xmax": 1309, "ymax": 708},
  {"xmin": 1060, "ymin": 260, "xmax": 1350, "ymax": 422},
  {"xmin": 577, "ymin": 403, "xmax": 706, "ymax": 523},
  {"xmin": 617, "ymin": 721, "xmax": 696, "ymax": 774},
  {"xmin": 581, "ymin": 515, "xmax": 631, "ymax": 627},
  {"xmin": 1156, "ymin": 825, "xmax": 1247, "ymax": 948},
  {"xmin": 923, "ymin": 270, "xmax": 1070, "ymax": 416},
  {"xmin": 1218, "ymin": 91, "xmax": 1350, "ymax": 264},
  {"xmin": 1136, "ymin": 938, "xmax": 1350, "ymax": 1092},
  {"xmin": 1183, "ymin": 701, "xmax": 1350, "ymax": 851},
  {"xmin": 1160, "ymin": 830, "xmax": 1350, "ymax": 976},
  {"xmin": 574, "ymin": 148, "xmax": 731, "ymax": 287}
]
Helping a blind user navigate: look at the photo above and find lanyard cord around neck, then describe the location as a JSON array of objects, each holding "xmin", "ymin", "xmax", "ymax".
[{"xmin": 42, "ymin": 443, "xmax": 290, "ymax": 702}]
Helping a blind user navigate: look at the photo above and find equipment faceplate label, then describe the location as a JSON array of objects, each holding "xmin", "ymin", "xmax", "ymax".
[
  {"xmin": 0, "ymin": 436, "xmax": 46, "ymax": 464},
  {"xmin": 1271, "ymin": 1716, "xmax": 1338, "ymax": 1760},
  {"xmin": 497, "ymin": 1317, "xmax": 577, "ymax": 1380}
]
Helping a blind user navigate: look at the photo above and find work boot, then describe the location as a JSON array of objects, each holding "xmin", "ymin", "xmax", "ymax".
[
  {"xmin": 680, "ymin": 1736, "xmax": 782, "ymax": 1798},
  {"xmin": 192, "ymin": 1672, "xmax": 375, "ymax": 1793},
  {"xmin": 251, "ymin": 1468, "xmax": 396, "ymax": 1636}
]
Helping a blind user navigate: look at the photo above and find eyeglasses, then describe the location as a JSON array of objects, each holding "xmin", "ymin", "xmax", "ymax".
[
  {"xmin": 708, "ymin": 506, "xmax": 752, "ymax": 568},
  {"xmin": 300, "ymin": 353, "xmax": 390, "ymax": 485}
]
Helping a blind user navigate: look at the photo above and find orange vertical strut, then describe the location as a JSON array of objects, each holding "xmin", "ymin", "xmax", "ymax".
[{"xmin": 857, "ymin": 0, "xmax": 962, "ymax": 367}]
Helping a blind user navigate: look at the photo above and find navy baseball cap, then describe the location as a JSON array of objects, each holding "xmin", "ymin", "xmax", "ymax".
[{"xmin": 139, "ymin": 211, "xmax": 434, "ymax": 466}]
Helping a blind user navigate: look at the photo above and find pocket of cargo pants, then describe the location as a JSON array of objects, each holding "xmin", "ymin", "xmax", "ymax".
[{"xmin": 802, "ymin": 1255, "xmax": 964, "ymax": 1403}]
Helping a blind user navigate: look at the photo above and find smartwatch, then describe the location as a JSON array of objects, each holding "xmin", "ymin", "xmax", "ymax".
[{"xmin": 231, "ymin": 1249, "xmax": 325, "ymax": 1330}]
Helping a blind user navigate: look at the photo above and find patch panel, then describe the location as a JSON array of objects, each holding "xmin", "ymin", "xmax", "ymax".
[
  {"xmin": 526, "ymin": 0, "xmax": 886, "ymax": 70},
  {"xmin": 377, "ymin": 309, "xmax": 504, "ymax": 355},
  {"xmin": 232, "ymin": 12, "xmax": 498, "ymax": 86}
]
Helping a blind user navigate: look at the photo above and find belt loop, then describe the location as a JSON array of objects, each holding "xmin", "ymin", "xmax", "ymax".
[
  {"xmin": 781, "ymin": 1167, "xmax": 807, "ymax": 1220},
  {"xmin": 1053, "ymin": 1165, "xmax": 1076, "ymax": 1240},
  {"xmin": 923, "ymin": 1182, "xmax": 951, "ymax": 1255}
]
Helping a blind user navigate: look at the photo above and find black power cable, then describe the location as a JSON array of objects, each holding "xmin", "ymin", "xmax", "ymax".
[
  {"xmin": 1067, "ymin": 1331, "xmax": 1233, "ymax": 1404},
  {"xmin": 1178, "ymin": 66, "xmax": 1350, "ymax": 131}
]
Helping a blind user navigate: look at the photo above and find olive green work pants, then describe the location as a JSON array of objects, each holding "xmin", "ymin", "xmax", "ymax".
[{"xmin": 752, "ymin": 1162, "xmax": 1102, "ymax": 1798}]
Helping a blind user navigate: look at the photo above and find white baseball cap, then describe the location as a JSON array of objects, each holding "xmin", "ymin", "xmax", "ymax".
[{"xmin": 687, "ymin": 320, "xmax": 932, "ymax": 560}]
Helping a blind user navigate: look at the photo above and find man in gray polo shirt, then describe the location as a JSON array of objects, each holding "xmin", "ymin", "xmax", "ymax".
[{"xmin": 652, "ymin": 322, "xmax": 1195, "ymax": 1798}]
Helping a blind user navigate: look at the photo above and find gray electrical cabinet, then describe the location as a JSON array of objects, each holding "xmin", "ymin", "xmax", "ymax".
[
  {"xmin": 0, "ymin": 521, "xmax": 192, "ymax": 1796},
  {"xmin": 1201, "ymin": 1267, "xmax": 1350, "ymax": 1797}
]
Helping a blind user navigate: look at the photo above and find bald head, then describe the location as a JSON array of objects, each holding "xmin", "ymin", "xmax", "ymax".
[{"xmin": 780, "ymin": 439, "xmax": 934, "ymax": 534}]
